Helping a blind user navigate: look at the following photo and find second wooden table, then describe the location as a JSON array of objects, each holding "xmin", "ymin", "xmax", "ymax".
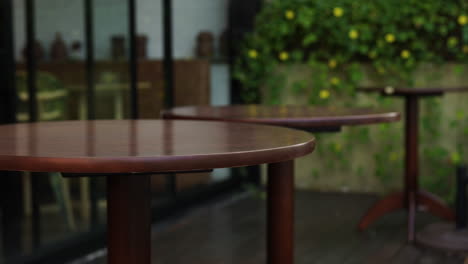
[{"xmin": 162, "ymin": 105, "xmax": 400, "ymax": 131}]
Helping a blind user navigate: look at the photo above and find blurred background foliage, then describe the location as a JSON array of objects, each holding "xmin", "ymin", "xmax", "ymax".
[{"xmin": 234, "ymin": 0, "xmax": 468, "ymax": 203}]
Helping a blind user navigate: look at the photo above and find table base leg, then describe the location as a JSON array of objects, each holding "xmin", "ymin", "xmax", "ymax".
[
  {"xmin": 358, "ymin": 192, "xmax": 404, "ymax": 231},
  {"xmin": 267, "ymin": 160, "xmax": 294, "ymax": 264},
  {"xmin": 107, "ymin": 175, "xmax": 151, "ymax": 264},
  {"xmin": 408, "ymin": 191, "xmax": 416, "ymax": 241},
  {"xmin": 418, "ymin": 190, "xmax": 455, "ymax": 220},
  {"xmin": 358, "ymin": 190, "xmax": 454, "ymax": 242}
]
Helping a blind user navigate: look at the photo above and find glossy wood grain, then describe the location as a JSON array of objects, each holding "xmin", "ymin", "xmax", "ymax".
[
  {"xmin": 358, "ymin": 86, "xmax": 468, "ymax": 97},
  {"xmin": 0, "ymin": 120, "xmax": 315, "ymax": 174},
  {"xmin": 162, "ymin": 105, "xmax": 400, "ymax": 128}
]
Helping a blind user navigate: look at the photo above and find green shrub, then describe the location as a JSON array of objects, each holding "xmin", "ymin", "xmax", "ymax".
[
  {"xmin": 234, "ymin": 0, "xmax": 468, "ymax": 102},
  {"xmin": 233, "ymin": 0, "xmax": 468, "ymax": 201}
]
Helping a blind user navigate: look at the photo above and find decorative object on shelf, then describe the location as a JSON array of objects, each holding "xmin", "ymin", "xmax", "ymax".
[
  {"xmin": 196, "ymin": 31, "xmax": 214, "ymax": 58},
  {"xmin": 136, "ymin": 35, "xmax": 148, "ymax": 59},
  {"xmin": 219, "ymin": 30, "xmax": 228, "ymax": 59},
  {"xmin": 111, "ymin": 35, "xmax": 126, "ymax": 60},
  {"xmin": 50, "ymin": 32, "xmax": 68, "ymax": 62},
  {"xmin": 22, "ymin": 40, "xmax": 45, "ymax": 62},
  {"xmin": 70, "ymin": 40, "xmax": 82, "ymax": 60}
]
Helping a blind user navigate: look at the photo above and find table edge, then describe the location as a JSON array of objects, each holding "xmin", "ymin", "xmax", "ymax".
[
  {"xmin": 0, "ymin": 140, "xmax": 315, "ymax": 174},
  {"xmin": 162, "ymin": 109, "xmax": 401, "ymax": 128}
]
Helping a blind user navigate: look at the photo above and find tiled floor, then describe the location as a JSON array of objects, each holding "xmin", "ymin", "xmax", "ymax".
[{"xmin": 78, "ymin": 191, "xmax": 467, "ymax": 264}]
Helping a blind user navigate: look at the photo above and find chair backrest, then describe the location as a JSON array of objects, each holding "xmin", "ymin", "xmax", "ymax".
[{"xmin": 16, "ymin": 71, "xmax": 68, "ymax": 122}]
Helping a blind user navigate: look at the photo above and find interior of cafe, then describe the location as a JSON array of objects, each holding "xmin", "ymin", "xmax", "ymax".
[{"xmin": 0, "ymin": 0, "xmax": 468, "ymax": 263}]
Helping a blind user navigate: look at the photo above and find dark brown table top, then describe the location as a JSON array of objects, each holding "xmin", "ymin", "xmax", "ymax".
[
  {"xmin": 162, "ymin": 105, "xmax": 400, "ymax": 128},
  {"xmin": 358, "ymin": 86, "xmax": 468, "ymax": 97},
  {"xmin": 0, "ymin": 120, "xmax": 315, "ymax": 174}
]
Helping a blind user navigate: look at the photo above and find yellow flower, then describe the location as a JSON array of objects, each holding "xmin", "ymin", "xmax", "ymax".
[
  {"xmin": 349, "ymin": 29, "xmax": 359, "ymax": 40},
  {"xmin": 285, "ymin": 10, "xmax": 295, "ymax": 20},
  {"xmin": 330, "ymin": 77, "xmax": 340, "ymax": 86},
  {"xmin": 328, "ymin": 59, "xmax": 337, "ymax": 68},
  {"xmin": 451, "ymin": 152, "xmax": 461, "ymax": 165},
  {"xmin": 463, "ymin": 45, "xmax": 468, "ymax": 54},
  {"xmin": 447, "ymin": 37, "xmax": 458, "ymax": 47},
  {"xmin": 401, "ymin": 49, "xmax": 411, "ymax": 59},
  {"xmin": 334, "ymin": 143, "xmax": 342, "ymax": 152},
  {"xmin": 389, "ymin": 152, "xmax": 399, "ymax": 162},
  {"xmin": 279, "ymin": 51, "xmax": 289, "ymax": 61},
  {"xmin": 385, "ymin": 33, "xmax": 396, "ymax": 43},
  {"xmin": 319, "ymin": 89, "xmax": 330, "ymax": 99},
  {"xmin": 248, "ymin": 49, "xmax": 258, "ymax": 59},
  {"xmin": 458, "ymin": 15, "xmax": 468, "ymax": 25},
  {"xmin": 333, "ymin": 7, "xmax": 344, "ymax": 17}
]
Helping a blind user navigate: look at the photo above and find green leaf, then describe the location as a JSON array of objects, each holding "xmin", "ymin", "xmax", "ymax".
[
  {"xmin": 463, "ymin": 26, "xmax": 468, "ymax": 43},
  {"xmin": 303, "ymin": 34, "xmax": 318, "ymax": 46}
]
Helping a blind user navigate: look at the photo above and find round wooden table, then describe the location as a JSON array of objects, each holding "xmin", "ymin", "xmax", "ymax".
[
  {"xmin": 163, "ymin": 104, "xmax": 401, "ymax": 239},
  {"xmin": 162, "ymin": 105, "xmax": 400, "ymax": 132},
  {"xmin": 358, "ymin": 86, "xmax": 468, "ymax": 242},
  {"xmin": 0, "ymin": 120, "xmax": 315, "ymax": 264}
]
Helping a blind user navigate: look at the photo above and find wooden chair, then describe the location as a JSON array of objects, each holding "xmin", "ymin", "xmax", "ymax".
[{"xmin": 16, "ymin": 71, "xmax": 75, "ymax": 231}]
